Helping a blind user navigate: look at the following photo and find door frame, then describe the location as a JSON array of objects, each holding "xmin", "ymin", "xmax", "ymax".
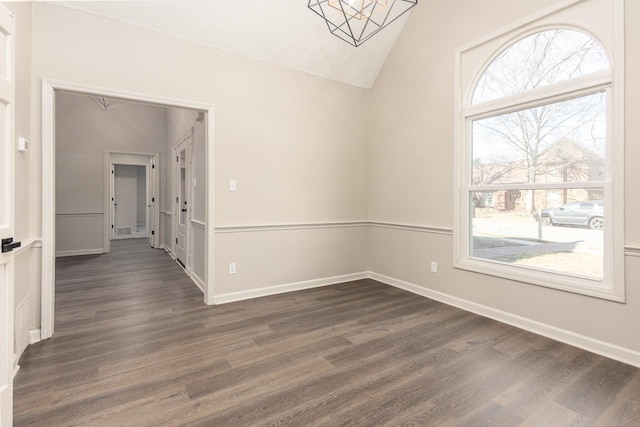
[
  {"xmin": 0, "ymin": 5, "xmax": 15, "ymax": 426},
  {"xmin": 172, "ymin": 130, "xmax": 193, "ymax": 270},
  {"xmin": 106, "ymin": 152, "xmax": 159, "ymax": 247},
  {"xmin": 41, "ymin": 79, "xmax": 216, "ymax": 340}
]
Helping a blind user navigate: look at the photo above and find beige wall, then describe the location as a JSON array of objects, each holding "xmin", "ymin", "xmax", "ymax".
[
  {"xmin": 12, "ymin": 0, "xmax": 637, "ymax": 361},
  {"xmin": 9, "ymin": 2, "xmax": 31, "ymax": 242},
  {"xmin": 7, "ymin": 2, "xmax": 41, "ymax": 335},
  {"xmin": 369, "ymin": 0, "xmax": 640, "ymax": 353},
  {"xmin": 55, "ymin": 92, "xmax": 167, "ymax": 255},
  {"xmin": 25, "ymin": 3, "xmax": 369, "ymax": 307}
]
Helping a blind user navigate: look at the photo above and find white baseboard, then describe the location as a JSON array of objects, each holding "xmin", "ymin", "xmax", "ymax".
[
  {"xmin": 13, "ymin": 353, "xmax": 19, "ymax": 378},
  {"xmin": 14, "ymin": 296, "xmax": 30, "ymax": 361},
  {"xmin": 56, "ymin": 248, "xmax": 104, "ymax": 257},
  {"xmin": 369, "ymin": 272, "xmax": 640, "ymax": 368},
  {"xmin": 12, "ymin": 331, "xmax": 41, "ymax": 380},
  {"xmin": 29, "ymin": 329, "xmax": 41, "ymax": 344},
  {"xmin": 214, "ymin": 272, "xmax": 369, "ymax": 305},
  {"xmin": 162, "ymin": 245, "xmax": 175, "ymax": 258},
  {"xmin": 191, "ymin": 272, "xmax": 205, "ymax": 292}
]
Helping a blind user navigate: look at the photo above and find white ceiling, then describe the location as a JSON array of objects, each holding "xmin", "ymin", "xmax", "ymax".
[{"xmin": 53, "ymin": 0, "xmax": 413, "ymax": 88}]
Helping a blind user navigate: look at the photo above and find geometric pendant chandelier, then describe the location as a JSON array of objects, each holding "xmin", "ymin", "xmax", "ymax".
[{"xmin": 308, "ymin": 0, "xmax": 418, "ymax": 47}]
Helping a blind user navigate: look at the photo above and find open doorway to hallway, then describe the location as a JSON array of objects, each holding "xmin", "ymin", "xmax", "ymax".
[
  {"xmin": 46, "ymin": 86, "xmax": 213, "ymax": 339},
  {"xmin": 113, "ymin": 164, "xmax": 149, "ymax": 239},
  {"xmin": 108, "ymin": 152, "xmax": 159, "ymax": 247}
]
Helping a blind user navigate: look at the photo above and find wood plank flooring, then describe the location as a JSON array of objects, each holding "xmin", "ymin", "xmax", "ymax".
[{"xmin": 13, "ymin": 239, "xmax": 640, "ymax": 426}]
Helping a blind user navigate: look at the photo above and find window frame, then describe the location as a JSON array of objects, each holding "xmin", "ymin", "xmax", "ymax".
[{"xmin": 453, "ymin": 0, "xmax": 625, "ymax": 302}]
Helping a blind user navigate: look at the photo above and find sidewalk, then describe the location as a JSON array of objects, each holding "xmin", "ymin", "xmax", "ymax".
[{"xmin": 473, "ymin": 240, "xmax": 579, "ymax": 260}]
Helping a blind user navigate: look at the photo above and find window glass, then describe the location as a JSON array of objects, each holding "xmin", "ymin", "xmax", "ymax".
[
  {"xmin": 457, "ymin": 2, "xmax": 623, "ymax": 300},
  {"xmin": 472, "ymin": 29, "xmax": 610, "ymax": 104},
  {"xmin": 472, "ymin": 92, "xmax": 607, "ymax": 188},
  {"xmin": 471, "ymin": 189, "xmax": 604, "ymax": 279}
]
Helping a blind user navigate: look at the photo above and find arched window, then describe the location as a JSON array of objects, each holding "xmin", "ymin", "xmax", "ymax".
[
  {"xmin": 472, "ymin": 29, "xmax": 610, "ymax": 104},
  {"xmin": 454, "ymin": 1, "xmax": 624, "ymax": 302}
]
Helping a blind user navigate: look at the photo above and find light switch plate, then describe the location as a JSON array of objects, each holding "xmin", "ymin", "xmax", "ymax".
[
  {"xmin": 18, "ymin": 137, "xmax": 28, "ymax": 152},
  {"xmin": 229, "ymin": 180, "xmax": 237, "ymax": 192}
]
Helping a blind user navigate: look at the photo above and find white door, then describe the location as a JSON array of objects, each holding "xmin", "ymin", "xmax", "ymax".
[
  {"xmin": 148, "ymin": 159, "xmax": 155, "ymax": 248},
  {"xmin": 175, "ymin": 142, "xmax": 189, "ymax": 266},
  {"xmin": 0, "ymin": 5, "xmax": 16, "ymax": 426}
]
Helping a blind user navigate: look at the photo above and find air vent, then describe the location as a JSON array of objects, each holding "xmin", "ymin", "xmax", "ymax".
[{"xmin": 116, "ymin": 227, "xmax": 132, "ymax": 236}]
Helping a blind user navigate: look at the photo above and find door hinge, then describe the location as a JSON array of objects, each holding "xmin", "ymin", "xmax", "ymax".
[
  {"xmin": 152, "ymin": 230, "xmax": 155, "ymax": 235},
  {"xmin": 112, "ymin": 224, "xmax": 114, "ymax": 229},
  {"xmin": 112, "ymin": 170, "xmax": 114, "ymax": 174},
  {"xmin": 176, "ymin": 156, "xmax": 179, "ymax": 162},
  {"xmin": 152, "ymin": 164, "xmax": 155, "ymax": 169},
  {"xmin": 176, "ymin": 238, "xmax": 178, "ymax": 244},
  {"xmin": 176, "ymin": 197, "xmax": 179, "ymax": 203},
  {"xmin": 112, "ymin": 197, "xmax": 114, "ymax": 201},
  {"xmin": 152, "ymin": 197, "xmax": 155, "ymax": 202}
]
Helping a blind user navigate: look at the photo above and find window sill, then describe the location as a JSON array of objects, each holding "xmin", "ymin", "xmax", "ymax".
[{"xmin": 454, "ymin": 257, "xmax": 625, "ymax": 303}]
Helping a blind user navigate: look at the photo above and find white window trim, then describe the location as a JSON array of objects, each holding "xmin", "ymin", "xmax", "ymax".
[{"xmin": 453, "ymin": 0, "xmax": 625, "ymax": 302}]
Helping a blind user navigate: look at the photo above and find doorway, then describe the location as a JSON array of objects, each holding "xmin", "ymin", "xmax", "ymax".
[
  {"xmin": 173, "ymin": 133, "xmax": 192, "ymax": 267},
  {"xmin": 108, "ymin": 152, "xmax": 159, "ymax": 247},
  {"xmin": 113, "ymin": 165, "xmax": 148, "ymax": 239},
  {"xmin": 42, "ymin": 80, "xmax": 216, "ymax": 340}
]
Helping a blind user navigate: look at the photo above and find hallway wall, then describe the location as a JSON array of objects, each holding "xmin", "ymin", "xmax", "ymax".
[{"xmin": 55, "ymin": 92, "xmax": 167, "ymax": 256}]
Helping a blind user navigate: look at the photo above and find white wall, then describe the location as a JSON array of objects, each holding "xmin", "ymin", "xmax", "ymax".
[
  {"xmin": 55, "ymin": 92, "xmax": 167, "ymax": 255},
  {"xmin": 369, "ymin": 0, "xmax": 640, "ymax": 356}
]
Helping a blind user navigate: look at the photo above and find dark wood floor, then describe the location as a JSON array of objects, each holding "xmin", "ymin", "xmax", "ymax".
[{"xmin": 13, "ymin": 239, "xmax": 640, "ymax": 426}]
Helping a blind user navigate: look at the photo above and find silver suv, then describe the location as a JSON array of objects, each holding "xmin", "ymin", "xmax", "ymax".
[{"xmin": 534, "ymin": 201, "xmax": 604, "ymax": 230}]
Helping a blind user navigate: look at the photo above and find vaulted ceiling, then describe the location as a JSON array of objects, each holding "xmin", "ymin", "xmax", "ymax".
[{"xmin": 54, "ymin": 0, "xmax": 414, "ymax": 89}]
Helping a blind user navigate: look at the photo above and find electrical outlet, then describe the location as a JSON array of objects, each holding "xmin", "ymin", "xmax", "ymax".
[
  {"xmin": 229, "ymin": 180, "xmax": 237, "ymax": 192},
  {"xmin": 228, "ymin": 262, "xmax": 236, "ymax": 274},
  {"xmin": 430, "ymin": 261, "xmax": 438, "ymax": 273}
]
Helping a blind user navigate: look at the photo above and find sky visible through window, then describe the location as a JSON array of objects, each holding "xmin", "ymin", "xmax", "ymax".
[{"xmin": 472, "ymin": 29, "xmax": 610, "ymax": 105}]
